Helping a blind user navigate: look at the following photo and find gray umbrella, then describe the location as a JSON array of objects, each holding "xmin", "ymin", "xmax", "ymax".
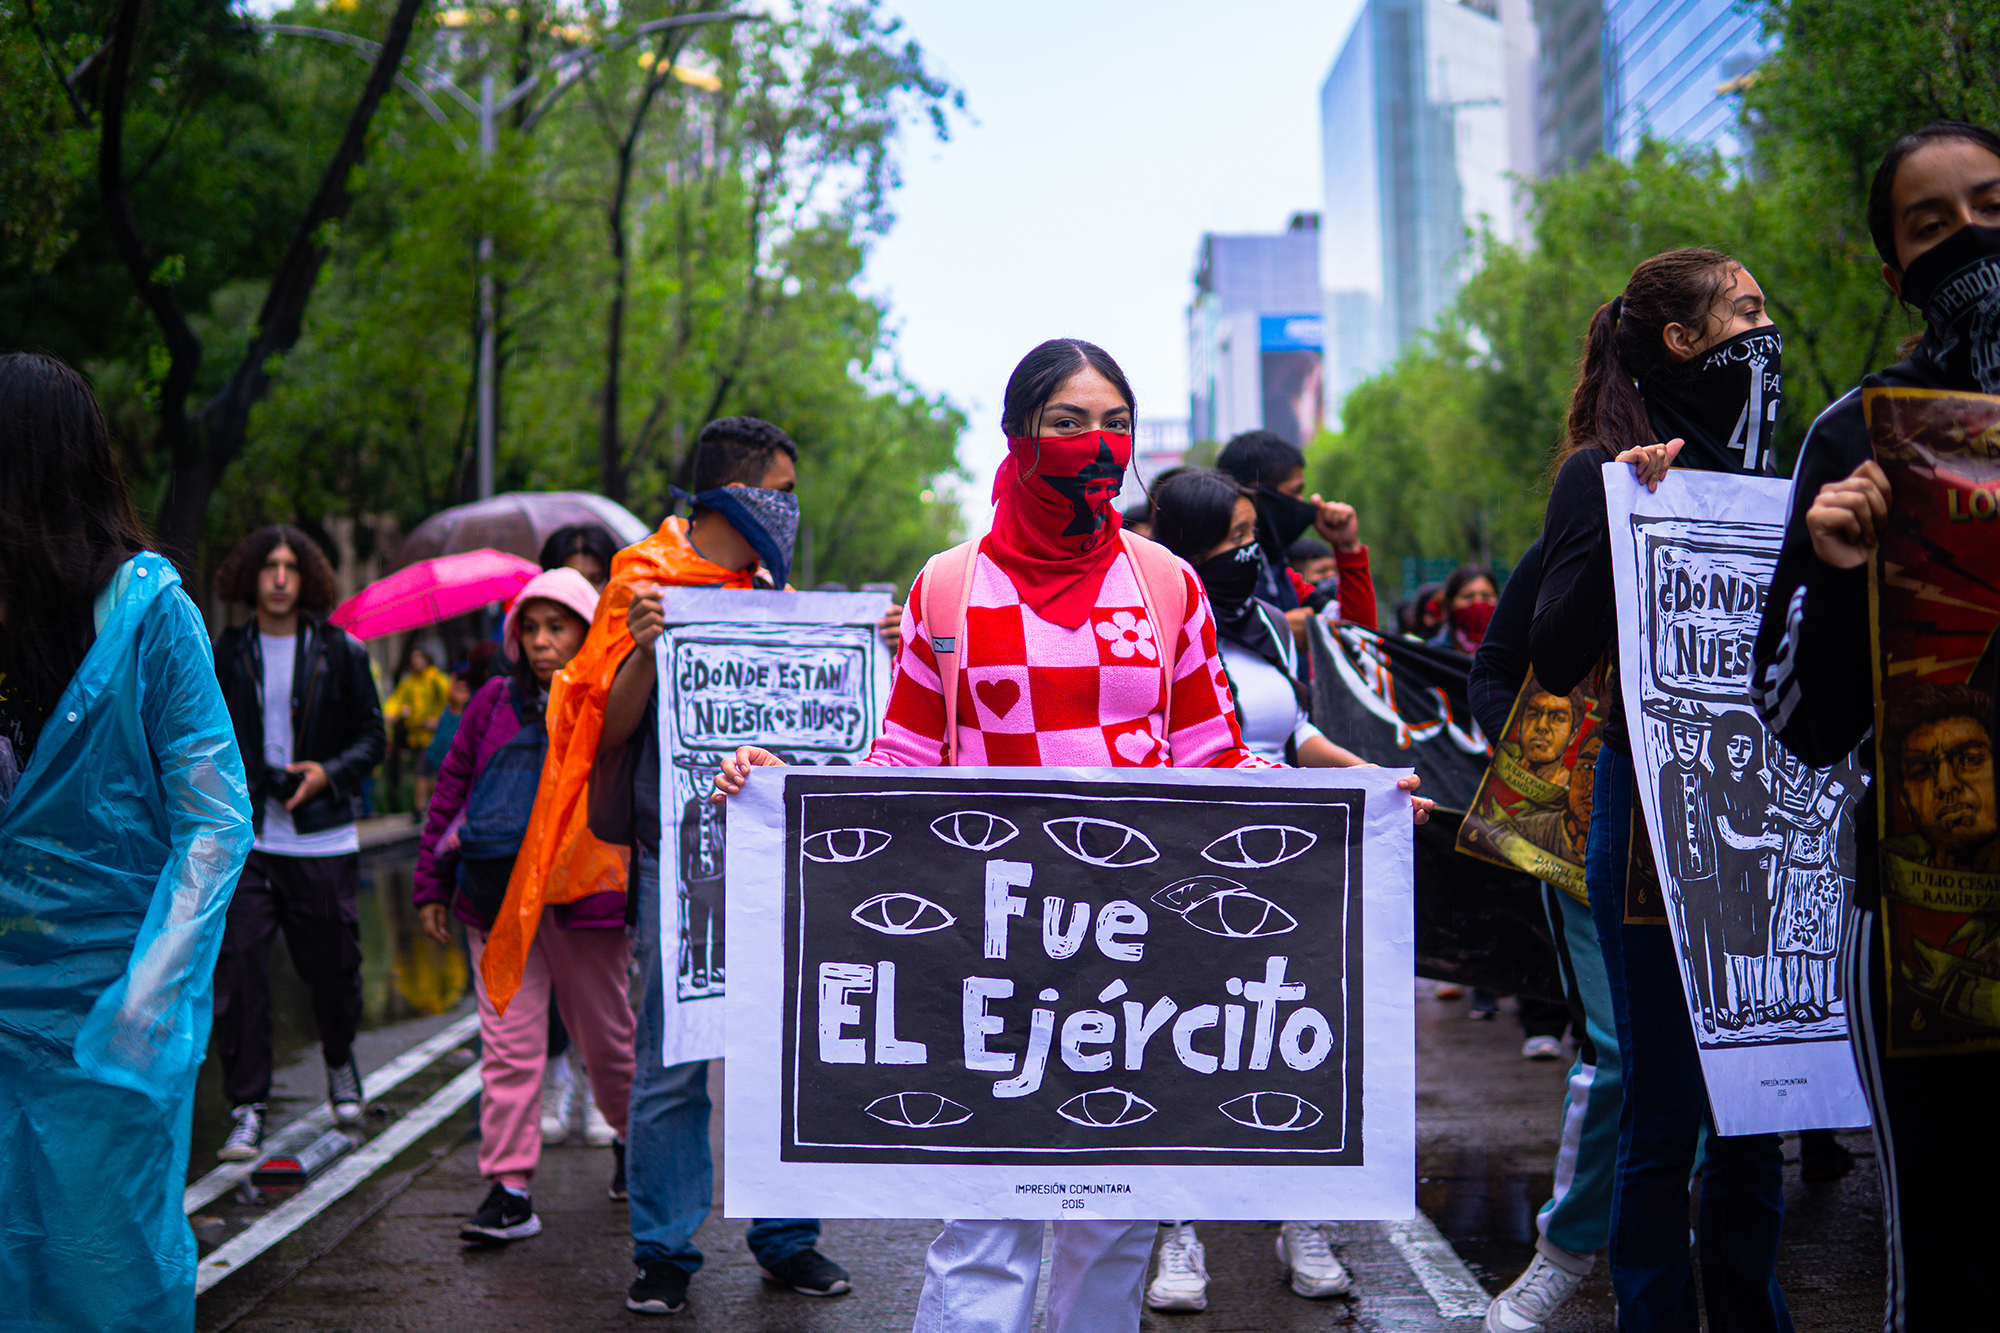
[{"xmin": 392, "ymin": 492, "xmax": 653, "ymax": 571}]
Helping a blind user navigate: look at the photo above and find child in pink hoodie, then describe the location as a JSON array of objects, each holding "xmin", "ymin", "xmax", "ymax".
[{"xmin": 413, "ymin": 568, "xmax": 635, "ymax": 1244}]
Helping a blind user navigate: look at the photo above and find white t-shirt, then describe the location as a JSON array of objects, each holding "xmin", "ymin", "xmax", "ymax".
[
  {"xmin": 1219, "ymin": 638, "xmax": 1324, "ymax": 763},
  {"xmin": 256, "ymin": 632, "xmax": 359, "ymax": 858}
]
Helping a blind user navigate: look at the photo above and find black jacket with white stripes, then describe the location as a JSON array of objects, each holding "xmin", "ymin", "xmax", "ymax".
[{"xmin": 1749, "ymin": 353, "xmax": 1939, "ymax": 907}]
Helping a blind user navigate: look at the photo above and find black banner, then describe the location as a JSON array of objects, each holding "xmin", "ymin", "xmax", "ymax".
[
  {"xmin": 777, "ymin": 772, "xmax": 1366, "ymax": 1167},
  {"xmin": 1308, "ymin": 620, "xmax": 1490, "ymax": 813}
]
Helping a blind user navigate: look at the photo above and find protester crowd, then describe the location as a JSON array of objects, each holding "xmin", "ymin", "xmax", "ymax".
[{"xmin": 1, "ymin": 120, "xmax": 1995, "ymax": 1333}]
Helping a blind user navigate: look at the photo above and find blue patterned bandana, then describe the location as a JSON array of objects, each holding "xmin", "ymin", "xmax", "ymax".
[{"xmin": 676, "ymin": 485, "xmax": 799, "ymax": 589}]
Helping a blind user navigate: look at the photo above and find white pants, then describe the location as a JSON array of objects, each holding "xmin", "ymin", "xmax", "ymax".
[{"xmin": 912, "ymin": 1219, "xmax": 1156, "ymax": 1333}]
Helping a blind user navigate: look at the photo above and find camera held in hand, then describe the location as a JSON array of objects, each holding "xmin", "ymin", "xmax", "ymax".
[{"xmin": 269, "ymin": 766, "xmax": 303, "ymax": 802}]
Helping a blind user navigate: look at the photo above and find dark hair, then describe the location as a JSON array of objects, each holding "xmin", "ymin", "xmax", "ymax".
[
  {"xmin": 1441, "ymin": 564, "xmax": 1497, "ymax": 609},
  {"xmin": 0, "ymin": 352, "xmax": 151, "ymax": 734},
  {"xmin": 1709, "ymin": 709, "xmax": 1763, "ymax": 773},
  {"xmin": 538, "ymin": 523, "xmax": 619, "ymax": 575},
  {"xmin": 1522, "ymin": 683, "xmax": 1589, "ymax": 738},
  {"xmin": 1885, "ymin": 681, "xmax": 1993, "ymax": 771},
  {"xmin": 214, "ymin": 525, "xmax": 341, "ymax": 615},
  {"xmin": 1867, "ymin": 122, "xmax": 2000, "ymax": 270},
  {"xmin": 1000, "ymin": 339, "xmax": 1135, "ymax": 438},
  {"xmin": 691, "ymin": 417, "xmax": 798, "ymax": 493},
  {"xmin": 1149, "ymin": 468, "xmax": 1249, "ymax": 564},
  {"xmin": 1560, "ymin": 248, "xmax": 1741, "ymax": 470},
  {"xmin": 1120, "ymin": 499, "xmax": 1152, "ymax": 527},
  {"xmin": 1216, "ymin": 430, "xmax": 1306, "ymax": 488},
  {"xmin": 1288, "ymin": 536, "xmax": 1332, "ymax": 565}
]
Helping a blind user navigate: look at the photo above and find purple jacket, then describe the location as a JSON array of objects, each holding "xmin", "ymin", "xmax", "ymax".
[{"xmin": 414, "ymin": 676, "xmax": 626, "ymax": 930}]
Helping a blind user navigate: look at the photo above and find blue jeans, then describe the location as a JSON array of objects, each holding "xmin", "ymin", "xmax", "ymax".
[
  {"xmin": 1535, "ymin": 882, "xmax": 1623, "ymax": 1257},
  {"xmin": 630, "ymin": 850, "xmax": 819, "ymax": 1272},
  {"xmin": 1586, "ymin": 746, "xmax": 1791, "ymax": 1333}
]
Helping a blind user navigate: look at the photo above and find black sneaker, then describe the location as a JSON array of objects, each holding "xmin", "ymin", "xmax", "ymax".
[
  {"xmin": 627, "ymin": 1261, "xmax": 691, "ymax": 1314},
  {"xmin": 761, "ymin": 1248, "xmax": 852, "ymax": 1296},
  {"xmin": 327, "ymin": 1054, "xmax": 365, "ymax": 1126},
  {"xmin": 459, "ymin": 1183, "xmax": 541, "ymax": 1243},
  {"xmin": 217, "ymin": 1104, "xmax": 265, "ymax": 1162},
  {"xmin": 609, "ymin": 1138, "xmax": 627, "ymax": 1201}
]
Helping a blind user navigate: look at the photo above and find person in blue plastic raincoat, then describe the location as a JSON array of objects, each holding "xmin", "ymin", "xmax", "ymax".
[{"xmin": 0, "ymin": 352, "xmax": 254, "ymax": 1332}]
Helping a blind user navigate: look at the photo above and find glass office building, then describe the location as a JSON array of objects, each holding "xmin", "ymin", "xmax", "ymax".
[
  {"xmin": 1188, "ymin": 215, "xmax": 1326, "ymax": 446},
  {"xmin": 1601, "ymin": 0, "xmax": 1767, "ymax": 159}
]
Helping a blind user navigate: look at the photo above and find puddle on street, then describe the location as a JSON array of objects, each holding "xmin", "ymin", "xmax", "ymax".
[
  {"xmin": 188, "ymin": 833, "xmax": 469, "ymax": 1172},
  {"xmin": 1419, "ymin": 1148, "xmax": 1549, "ymax": 1292}
]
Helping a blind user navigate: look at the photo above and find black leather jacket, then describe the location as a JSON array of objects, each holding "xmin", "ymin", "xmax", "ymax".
[{"xmin": 216, "ymin": 616, "xmax": 386, "ymax": 836}]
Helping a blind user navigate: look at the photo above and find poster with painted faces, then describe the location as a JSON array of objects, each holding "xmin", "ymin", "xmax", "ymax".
[
  {"xmin": 1864, "ymin": 388, "xmax": 2000, "ymax": 1057},
  {"xmin": 1605, "ymin": 466, "xmax": 1871, "ymax": 1135},
  {"xmin": 653, "ymin": 588, "xmax": 891, "ymax": 1067},
  {"xmin": 722, "ymin": 766, "xmax": 1415, "ymax": 1221}
]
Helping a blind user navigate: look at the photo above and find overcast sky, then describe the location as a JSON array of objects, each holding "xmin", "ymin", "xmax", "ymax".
[{"xmin": 862, "ymin": 0, "xmax": 1365, "ymax": 528}]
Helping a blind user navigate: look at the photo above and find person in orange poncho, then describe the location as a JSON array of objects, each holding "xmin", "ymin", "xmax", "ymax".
[{"xmin": 508, "ymin": 418, "xmax": 871, "ymax": 1317}]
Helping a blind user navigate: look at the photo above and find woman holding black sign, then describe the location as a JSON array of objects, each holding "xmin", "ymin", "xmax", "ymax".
[
  {"xmin": 1751, "ymin": 121, "xmax": 2000, "ymax": 1332},
  {"xmin": 716, "ymin": 339, "xmax": 1425, "ymax": 1333},
  {"xmin": 1530, "ymin": 247, "xmax": 1793, "ymax": 1333}
]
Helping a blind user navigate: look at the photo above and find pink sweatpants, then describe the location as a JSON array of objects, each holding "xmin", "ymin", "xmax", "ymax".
[{"xmin": 467, "ymin": 924, "xmax": 635, "ymax": 1188}]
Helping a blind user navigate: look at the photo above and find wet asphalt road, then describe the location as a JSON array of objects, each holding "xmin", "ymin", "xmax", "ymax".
[{"xmin": 190, "ymin": 975, "xmax": 1885, "ymax": 1332}]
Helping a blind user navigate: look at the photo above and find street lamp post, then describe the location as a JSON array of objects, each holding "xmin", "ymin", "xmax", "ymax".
[{"xmin": 262, "ymin": 10, "xmax": 751, "ymax": 499}]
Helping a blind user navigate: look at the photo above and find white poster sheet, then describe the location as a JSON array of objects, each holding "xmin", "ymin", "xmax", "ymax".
[
  {"xmin": 1604, "ymin": 464, "xmax": 1871, "ymax": 1135},
  {"xmin": 724, "ymin": 765, "xmax": 1416, "ymax": 1221},
  {"xmin": 653, "ymin": 588, "xmax": 890, "ymax": 1067}
]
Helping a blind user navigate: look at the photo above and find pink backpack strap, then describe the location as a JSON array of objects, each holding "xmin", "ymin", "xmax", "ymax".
[
  {"xmin": 1118, "ymin": 529, "xmax": 1189, "ymax": 753},
  {"xmin": 918, "ymin": 539, "xmax": 981, "ymax": 767}
]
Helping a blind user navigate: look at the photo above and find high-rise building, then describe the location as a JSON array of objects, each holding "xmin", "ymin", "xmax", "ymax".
[
  {"xmin": 1318, "ymin": 0, "xmax": 1534, "ymax": 410},
  {"xmin": 1532, "ymin": 0, "xmax": 1603, "ymax": 172},
  {"xmin": 1188, "ymin": 215, "xmax": 1325, "ymax": 446},
  {"xmin": 1599, "ymin": 0, "xmax": 1767, "ymax": 160}
]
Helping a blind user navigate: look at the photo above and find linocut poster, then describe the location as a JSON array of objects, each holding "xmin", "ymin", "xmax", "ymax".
[
  {"xmin": 723, "ymin": 766, "xmax": 1416, "ymax": 1221},
  {"xmin": 653, "ymin": 588, "xmax": 889, "ymax": 1066},
  {"xmin": 1606, "ymin": 464, "xmax": 1870, "ymax": 1134},
  {"xmin": 1866, "ymin": 387, "xmax": 2000, "ymax": 1057}
]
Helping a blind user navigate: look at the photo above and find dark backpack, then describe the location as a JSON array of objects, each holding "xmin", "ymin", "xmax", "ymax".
[{"xmin": 456, "ymin": 682, "xmax": 547, "ymax": 928}]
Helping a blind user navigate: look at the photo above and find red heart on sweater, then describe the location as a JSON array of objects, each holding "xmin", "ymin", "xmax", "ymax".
[{"xmin": 975, "ymin": 678, "xmax": 1022, "ymax": 720}]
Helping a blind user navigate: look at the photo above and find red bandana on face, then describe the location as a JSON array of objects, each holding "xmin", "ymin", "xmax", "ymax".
[{"xmin": 980, "ymin": 430, "xmax": 1132, "ymax": 629}]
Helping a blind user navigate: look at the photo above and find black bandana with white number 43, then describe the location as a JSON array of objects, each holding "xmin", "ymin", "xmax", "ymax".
[{"xmin": 1642, "ymin": 325, "xmax": 1784, "ymax": 476}]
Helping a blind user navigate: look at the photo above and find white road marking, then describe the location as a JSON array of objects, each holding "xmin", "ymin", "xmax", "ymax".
[
  {"xmin": 185, "ymin": 1012, "xmax": 479, "ymax": 1215},
  {"xmin": 1385, "ymin": 1213, "xmax": 1490, "ymax": 1320},
  {"xmin": 196, "ymin": 1063, "xmax": 482, "ymax": 1294}
]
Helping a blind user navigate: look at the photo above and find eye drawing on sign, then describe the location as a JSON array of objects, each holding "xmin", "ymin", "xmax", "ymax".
[
  {"xmin": 1151, "ymin": 875, "xmax": 1242, "ymax": 912},
  {"xmin": 1056, "ymin": 1087, "xmax": 1158, "ymax": 1128},
  {"xmin": 931, "ymin": 810, "xmax": 1019, "ymax": 852},
  {"xmin": 850, "ymin": 892, "xmax": 957, "ymax": 936},
  {"xmin": 1179, "ymin": 887, "xmax": 1300, "ymax": 939},
  {"xmin": 865, "ymin": 1092, "xmax": 974, "ymax": 1129},
  {"xmin": 1219, "ymin": 1090, "xmax": 1324, "ymax": 1132},
  {"xmin": 1203, "ymin": 824, "xmax": 1318, "ymax": 869},
  {"xmin": 1043, "ymin": 816, "xmax": 1160, "ymax": 868},
  {"xmin": 1629, "ymin": 519, "xmax": 1861, "ymax": 1048},
  {"xmin": 802, "ymin": 827, "xmax": 892, "ymax": 863}
]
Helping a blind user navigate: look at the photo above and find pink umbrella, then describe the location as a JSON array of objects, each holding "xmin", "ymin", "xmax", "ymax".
[{"xmin": 330, "ymin": 549, "xmax": 540, "ymax": 641}]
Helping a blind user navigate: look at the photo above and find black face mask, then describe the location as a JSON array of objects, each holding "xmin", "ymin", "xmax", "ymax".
[
  {"xmin": 1642, "ymin": 325, "xmax": 1784, "ymax": 475},
  {"xmin": 1902, "ymin": 223, "xmax": 2000, "ymax": 393},
  {"xmin": 1250, "ymin": 486, "xmax": 1317, "ymax": 558},
  {"xmin": 1194, "ymin": 542, "xmax": 1262, "ymax": 627}
]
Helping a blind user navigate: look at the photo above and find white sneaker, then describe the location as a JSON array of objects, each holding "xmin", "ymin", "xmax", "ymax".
[
  {"xmin": 580, "ymin": 1071, "xmax": 617, "ymax": 1147},
  {"xmin": 540, "ymin": 1055, "xmax": 575, "ymax": 1145},
  {"xmin": 1277, "ymin": 1221, "xmax": 1351, "ymax": 1297},
  {"xmin": 1521, "ymin": 1035, "xmax": 1565, "ymax": 1061},
  {"xmin": 1145, "ymin": 1224, "xmax": 1209, "ymax": 1312},
  {"xmin": 1483, "ymin": 1244, "xmax": 1593, "ymax": 1332}
]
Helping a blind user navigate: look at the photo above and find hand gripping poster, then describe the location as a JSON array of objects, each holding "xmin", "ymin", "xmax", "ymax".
[
  {"xmin": 723, "ymin": 766, "xmax": 1416, "ymax": 1221},
  {"xmin": 1456, "ymin": 674, "xmax": 1605, "ymax": 902},
  {"xmin": 1605, "ymin": 464, "xmax": 1871, "ymax": 1133},
  {"xmin": 653, "ymin": 588, "xmax": 890, "ymax": 1067},
  {"xmin": 1865, "ymin": 387, "xmax": 2000, "ymax": 1057}
]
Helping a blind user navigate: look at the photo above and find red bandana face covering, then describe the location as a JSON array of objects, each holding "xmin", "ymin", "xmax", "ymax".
[{"xmin": 981, "ymin": 430, "xmax": 1133, "ymax": 629}]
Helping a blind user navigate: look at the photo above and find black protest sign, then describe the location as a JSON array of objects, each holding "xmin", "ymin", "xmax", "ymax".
[
  {"xmin": 774, "ymin": 771, "xmax": 1364, "ymax": 1166},
  {"xmin": 1308, "ymin": 619, "xmax": 1490, "ymax": 812}
]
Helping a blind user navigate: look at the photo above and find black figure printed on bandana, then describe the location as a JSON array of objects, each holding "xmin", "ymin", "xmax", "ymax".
[{"xmin": 1041, "ymin": 438, "xmax": 1126, "ymax": 548}]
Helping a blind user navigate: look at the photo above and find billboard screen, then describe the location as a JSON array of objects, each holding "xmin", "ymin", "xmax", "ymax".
[{"xmin": 1260, "ymin": 315, "xmax": 1324, "ymax": 445}]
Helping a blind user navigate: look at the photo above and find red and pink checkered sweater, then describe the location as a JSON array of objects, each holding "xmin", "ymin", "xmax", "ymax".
[{"xmin": 865, "ymin": 547, "xmax": 1268, "ymax": 769}]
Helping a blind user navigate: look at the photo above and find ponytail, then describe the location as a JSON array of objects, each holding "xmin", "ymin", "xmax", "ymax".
[{"xmin": 1556, "ymin": 247, "xmax": 1740, "ymax": 474}]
